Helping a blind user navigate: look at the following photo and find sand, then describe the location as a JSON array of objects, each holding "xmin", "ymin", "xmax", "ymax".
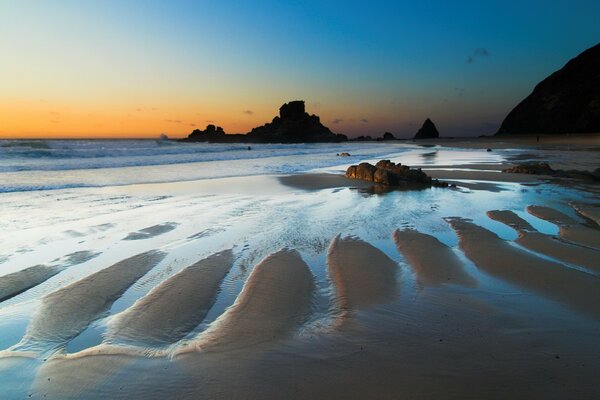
[
  {"xmin": 571, "ymin": 202, "xmax": 600, "ymax": 226},
  {"xmin": 123, "ymin": 222, "xmax": 178, "ymax": 240},
  {"xmin": 0, "ymin": 251, "xmax": 100, "ymax": 303},
  {"xmin": 527, "ymin": 205, "xmax": 600, "ymax": 249},
  {"xmin": 393, "ymin": 229, "xmax": 476, "ymax": 287},
  {"xmin": 447, "ymin": 217, "xmax": 600, "ymax": 318},
  {"xmin": 19, "ymin": 251, "xmax": 165, "ymax": 351},
  {"xmin": 327, "ymin": 236, "xmax": 398, "ymax": 311},
  {"xmin": 177, "ymin": 249, "xmax": 314, "ymax": 353},
  {"xmin": 278, "ymin": 173, "xmax": 372, "ymax": 190},
  {"xmin": 0, "ymin": 265, "xmax": 60, "ymax": 303},
  {"xmin": 107, "ymin": 250, "xmax": 234, "ymax": 346},
  {"xmin": 487, "ymin": 210, "xmax": 600, "ymax": 272}
]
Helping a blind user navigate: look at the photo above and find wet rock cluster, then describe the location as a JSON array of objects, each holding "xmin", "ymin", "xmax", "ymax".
[
  {"xmin": 346, "ymin": 160, "xmax": 448, "ymax": 187},
  {"xmin": 503, "ymin": 162, "xmax": 600, "ymax": 182}
]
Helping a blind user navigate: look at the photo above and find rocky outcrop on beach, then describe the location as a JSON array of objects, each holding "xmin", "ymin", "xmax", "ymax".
[
  {"xmin": 497, "ymin": 42, "xmax": 600, "ymax": 135},
  {"xmin": 246, "ymin": 100, "xmax": 347, "ymax": 143},
  {"xmin": 346, "ymin": 160, "xmax": 448, "ymax": 187},
  {"xmin": 414, "ymin": 119, "xmax": 439, "ymax": 139},
  {"xmin": 503, "ymin": 162, "xmax": 600, "ymax": 182}
]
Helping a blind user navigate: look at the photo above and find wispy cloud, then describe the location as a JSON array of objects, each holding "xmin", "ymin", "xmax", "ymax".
[
  {"xmin": 331, "ymin": 118, "xmax": 343, "ymax": 124},
  {"xmin": 454, "ymin": 88, "xmax": 465, "ymax": 96},
  {"xmin": 360, "ymin": 118, "xmax": 369, "ymax": 123},
  {"xmin": 243, "ymin": 110, "xmax": 254, "ymax": 115},
  {"xmin": 466, "ymin": 48, "xmax": 490, "ymax": 64}
]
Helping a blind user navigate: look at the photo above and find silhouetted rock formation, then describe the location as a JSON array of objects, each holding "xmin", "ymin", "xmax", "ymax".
[
  {"xmin": 346, "ymin": 160, "xmax": 448, "ymax": 188},
  {"xmin": 383, "ymin": 132, "xmax": 396, "ymax": 140},
  {"xmin": 414, "ymin": 119, "xmax": 439, "ymax": 139},
  {"xmin": 497, "ymin": 42, "xmax": 600, "ymax": 135},
  {"xmin": 246, "ymin": 100, "xmax": 347, "ymax": 143},
  {"xmin": 180, "ymin": 101, "xmax": 347, "ymax": 143}
]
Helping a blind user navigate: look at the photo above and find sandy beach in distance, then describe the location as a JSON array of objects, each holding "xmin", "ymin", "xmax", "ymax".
[{"xmin": 1, "ymin": 135, "xmax": 600, "ymax": 399}]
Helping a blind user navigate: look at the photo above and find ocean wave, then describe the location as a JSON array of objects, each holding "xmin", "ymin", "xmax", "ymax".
[{"xmin": 0, "ymin": 140, "xmax": 51, "ymax": 149}]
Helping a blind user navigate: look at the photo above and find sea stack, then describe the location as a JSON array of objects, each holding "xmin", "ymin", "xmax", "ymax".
[
  {"xmin": 497, "ymin": 42, "xmax": 600, "ymax": 135},
  {"xmin": 246, "ymin": 100, "xmax": 347, "ymax": 143},
  {"xmin": 414, "ymin": 118, "xmax": 439, "ymax": 139}
]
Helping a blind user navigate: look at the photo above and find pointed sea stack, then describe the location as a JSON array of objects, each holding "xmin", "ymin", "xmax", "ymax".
[
  {"xmin": 246, "ymin": 100, "xmax": 347, "ymax": 143},
  {"xmin": 497, "ymin": 42, "xmax": 600, "ymax": 135},
  {"xmin": 414, "ymin": 118, "xmax": 439, "ymax": 139}
]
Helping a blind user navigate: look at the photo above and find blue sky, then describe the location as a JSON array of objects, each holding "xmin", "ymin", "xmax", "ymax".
[{"xmin": 1, "ymin": 0, "xmax": 599, "ymax": 137}]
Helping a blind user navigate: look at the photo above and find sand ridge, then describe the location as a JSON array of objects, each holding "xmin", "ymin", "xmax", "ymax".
[
  {"xmin": 177, "ymin": 248, "xmax": 315, "ymax": 353},
  {"xmin": 393, "ymin": 229, "xmax": 476, "ymax": 287},
  {"xmin": 487, "ymin": 210, "xmax": 600, "ymax": 273},
  {"xmin": 18, "ymin": 251, "xmax": 166, "ymax": 351},
  {"xmin": 570, "ymin": 202, "xmax": 600, "ymax": 226},
  {"xmin": 327, "ymin": 236, "xmax": 398, "ymax": 311},
  {"xmin": 0, "ymin": 250, "xmax": 100, "ymax": 304},
  {"xmin": 527, "ymin": 205, "xmax": 600, "ymax": 249},
  {"xmin": 107, "ymin": 250, "xmax": 234, "ymax": 346},
  {"xmin": 447, "ymin": 217, "xmax": 600, "ymax": 318}
]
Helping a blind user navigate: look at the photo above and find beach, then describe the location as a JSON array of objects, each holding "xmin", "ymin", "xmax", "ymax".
[{"xmin": 1, "ymin": 136, "xmax": 600, "ymax": 399}]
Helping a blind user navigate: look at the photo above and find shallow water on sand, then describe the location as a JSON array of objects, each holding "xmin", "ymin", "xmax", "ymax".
[{"xmin": 1, "ymin": 145, "xmax": 600, "ymax": 399}]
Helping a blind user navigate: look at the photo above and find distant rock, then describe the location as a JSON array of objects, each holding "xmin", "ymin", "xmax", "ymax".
[
  {"xmin": 383, "ymin": 132, "xmax": 396, "ymax": 140},
  {"xmin": 414, "ymin": 119, "xmax": 439, "ymax": 139},
  {"xmin": 338, "ymin": 152, "xmax": 351, "ymax": 157},
  {"xmin": 346, "ymin": 160, "xmax": 448, "ymax": 188},
  {"xmin": 503, "ymin": 162, "xmax": 600, "ymax": 182},
  {"xmin": 502, "ymin": 162, "xmax": 555, "ymax": 175},
  {"xmin": 246, "ymin": 100, "xmax": 347, "ymax": 143},
  {"xmin": 180, "ymin": 124, "xmax": 241, "ymax": 143},
  {"xmin": 497, "ymin": 42, "xmax": 600, "ymax": 134}
]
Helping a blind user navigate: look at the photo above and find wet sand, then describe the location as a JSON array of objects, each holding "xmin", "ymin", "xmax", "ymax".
[
  {"xmin": 327, "ymin": 236, "xmax": 398, "ymax": 311},
  {"xmin": 107, "ymin": 250, "xmax": 234, "ymax": 346},
  {"xmin": 447, "ymin": 217, "xmax": 600, "ymax": 318},
  {"xmin": 393, "ymin": 229, "xmax": 476, "ymax": 287},
  {"xmin": 487, "ymin": 210, "xmax": 600, "ymax": 272},
  {"xmin": 527, "ymin": 205, "xmax": 600, "ymax": 249},
  {"xmin": 178, "ymin": 249, "xmax": 315, "ymax": 353},
  {"xmin": 3, "ymin": 138, "xmax": 600, "ymax": 399},
  {"xmin": 18, "ymin": 251, "xmax": 165, "ymax": 351},
  {"xmin": 571, "ymin": 202, "xmax": 600, "ymax": 226}
]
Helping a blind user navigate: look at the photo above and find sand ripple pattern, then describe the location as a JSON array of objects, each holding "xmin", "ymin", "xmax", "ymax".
[
  {"xmin": 327, "ymin": 236, "xmax": 398, "ymax": 311},
  {"xmin": 123, "ymin": 223, "xmax": 178, "ymax": 240},
  {"xmin": 527, "ymin": 205, "xmax": 600, "ymax": 249},
  {"xmin": 447, "ymin": 217, "xmax": 600, "ymax": 318},
  {"xmin": 487, "ymin": 210, "xmax": 600, "ymax": 273},
  {"xmin": 394, "ymin": 229, "xmax": 476, "ymax": 287},
  {"xmin": 107, "ymin": 250, "xmax": 234, "ymax": 346},
  {"xmin": 0, "ymin": 251, "xmax": 100, "ymax": 304},
  {"xmin": 180, "ymin": 249, "xmax": 314, "ymax": 353},
  {"xmin": 19, "ymin": 251, "xmax": 165, "ymax": 351}
]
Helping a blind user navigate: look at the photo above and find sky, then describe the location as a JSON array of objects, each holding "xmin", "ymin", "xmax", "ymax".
[{"xmin": 1, "ymin": 1, "xmax": 599, "ymax": 139}]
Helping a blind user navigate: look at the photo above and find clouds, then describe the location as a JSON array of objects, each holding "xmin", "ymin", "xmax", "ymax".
[
  {"xmin": 331, "ymin": 118, "xmax": 343, "ymax": 124},
  {"xmin": 360, "ymin": 118, "xmax": 369, "ymax": 123},
  {"xmin": 466, "ymin": 48, "xmax": 490, "ymax": 64},
  {"xmin": 242, "ymin": 110, "xmax": 254, "ymax": 115}
]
